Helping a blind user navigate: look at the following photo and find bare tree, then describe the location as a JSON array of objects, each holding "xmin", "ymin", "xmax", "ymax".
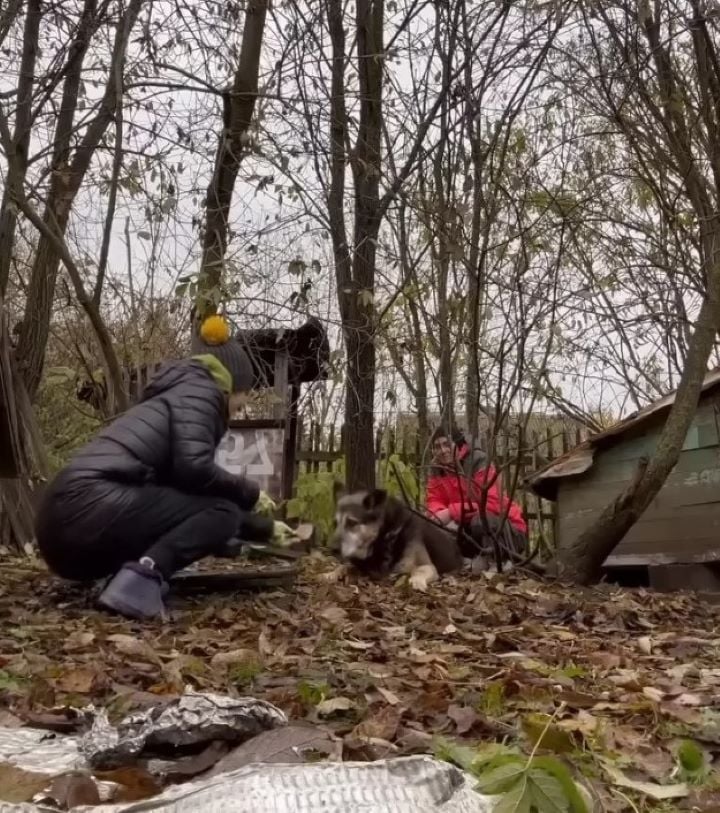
[
  {"xmin": 0, "ymin": 0, "xmax": 41, "ymax": 296},
  {"xmin": 553, "ymin": 0, "xmax": 720, "ymax": 582},
  {"xmin": 196, "ymin": 0, "xmax": 269, "ymax": 320},
  {"xmin": 9, "ymin": 0, "xmax": 144, "ymax": 402}
]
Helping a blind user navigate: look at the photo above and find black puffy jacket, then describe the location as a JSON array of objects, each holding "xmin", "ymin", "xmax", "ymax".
[{"xmin": 39, "ymin": 360, "xmax": 260, "ymax": 525}]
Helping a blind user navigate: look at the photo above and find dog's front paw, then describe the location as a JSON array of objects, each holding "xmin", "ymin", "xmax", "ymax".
[{"xmin": 409, "ymin": 571, "xmax": 430, "ymax": 592}]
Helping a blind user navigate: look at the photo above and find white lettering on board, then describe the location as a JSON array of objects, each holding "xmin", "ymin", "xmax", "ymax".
[
  {"xmin": 683, "ymin": 468, "xmax": 720, "ymax": 488},
  {"xmin": 216, "ymin": 431, "xmax": 276, "ymax": 477}
]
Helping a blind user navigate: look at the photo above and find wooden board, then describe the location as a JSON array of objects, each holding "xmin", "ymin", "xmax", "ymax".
[{"xmin": 171, "ymin": 556, "xmax": 298, "ymax": 594}]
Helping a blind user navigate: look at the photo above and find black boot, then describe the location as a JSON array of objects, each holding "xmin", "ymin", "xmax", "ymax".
[{"xmin": 97, "ymin": 559, "xmax": 167, "ymax": 620}]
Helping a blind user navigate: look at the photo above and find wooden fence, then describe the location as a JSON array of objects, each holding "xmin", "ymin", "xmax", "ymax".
[{"xmin": 295, "ymin": 420, "xmax": 588, "ymax": 550}]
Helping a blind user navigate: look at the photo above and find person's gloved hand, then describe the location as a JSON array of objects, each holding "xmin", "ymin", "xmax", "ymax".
[
  {"xmin": 272, "ymin": 521, "xmax": 299, "ymax": 547},
  {"xmin": 255, "ymin": 490, "xmax": 276, "ymax": 517}
]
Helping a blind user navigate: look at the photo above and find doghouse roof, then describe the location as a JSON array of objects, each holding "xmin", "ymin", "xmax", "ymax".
[
  {"xmin": 235, "ymin": 316, "xmax": 331, "ymax": 387},
  {"xmin": 526, "ymin": 368, "xmax": 720, "ymax": 501}
]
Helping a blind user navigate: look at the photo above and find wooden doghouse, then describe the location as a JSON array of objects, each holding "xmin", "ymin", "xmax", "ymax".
[
  {"xmin": 76, "ymin": 318, "xmax": 330, "ymax": 502},
  {"xmin": 211, "ymin": 318, "xmax": 330, "ymax": 502},
  {"xmin": 527, "ymin": 369, "xmax": 720, "ymax": 592}
]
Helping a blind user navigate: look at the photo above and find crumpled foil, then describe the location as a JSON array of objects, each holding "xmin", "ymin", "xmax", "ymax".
[
  {"xmin": 80, "ymin": 690, "xmax": 288, "ymax": 769},
  {"xmin": 0, "ymin": 755, "xmax": 491, "ymax": 812}
]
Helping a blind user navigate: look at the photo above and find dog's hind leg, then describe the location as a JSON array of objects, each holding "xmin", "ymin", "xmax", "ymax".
[{"xmin": 394, "ymin": 539, "xmax": 438, "ymax": 592}]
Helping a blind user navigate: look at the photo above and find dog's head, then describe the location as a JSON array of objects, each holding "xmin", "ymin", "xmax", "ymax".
[{"xmin": 332, "ymin": 484, "xmax": 388, "ymax": 561}]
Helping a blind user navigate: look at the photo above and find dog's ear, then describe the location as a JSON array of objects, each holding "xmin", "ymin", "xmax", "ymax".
[
  {"xmin": 362, "ymin": 489, "xmax": 388, "ymax": 510},
  {"xmin": 333, "ymin": 481, "xmax": 346, "ymax": 503}
]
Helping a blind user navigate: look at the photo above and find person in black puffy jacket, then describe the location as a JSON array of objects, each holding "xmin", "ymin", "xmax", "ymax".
[{"xmin": 35, "ymin": 316, "xmax": 280, "ymax": 620}]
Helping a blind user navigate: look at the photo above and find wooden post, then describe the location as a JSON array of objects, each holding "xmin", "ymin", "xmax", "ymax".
[
  {"xmin": 328, "ymin": 426, "xmax": 336, "ymax": 474},
  {"xmin": 273, "ymin": 349, "xmax": 289, "ymax": 420},
  {"xmin": 283, "ymin": 382, "xmax": 300, "ymax": 501}
]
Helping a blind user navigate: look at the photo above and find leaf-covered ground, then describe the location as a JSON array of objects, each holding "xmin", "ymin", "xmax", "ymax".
[{"xmin": 2, "ymin": 553, "xmax": 720, "ymax": 810}]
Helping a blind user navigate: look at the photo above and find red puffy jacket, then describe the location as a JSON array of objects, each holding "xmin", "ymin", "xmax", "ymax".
[{"xmin": 425, "ymin": 444, "xmax": 527, "ymax": 533}]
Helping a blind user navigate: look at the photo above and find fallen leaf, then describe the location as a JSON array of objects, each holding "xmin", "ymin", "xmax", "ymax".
[
  {"xmin": 587, "ymin": 651, "xmax": 622, "ymax": 670},
  {"xmin": 609, "ymin": 669, "xmax": 642, "ymax": 689},
  {"xmin": 343, "ymin": 639, "xmax": 373, "ymax": 651},
  {"xmin": 0, "ymin": 711, "xmax": 21, "ymax": 728},
  {"xmin": 210, "ymin": 649, "xmax": 260, "ymax": 670},
  {"xmin": 521, "ymin": 713, "xmax": 576, "ymax": 753},
  {"xmin": 258, "ymin": 630, "xmax": 274, "ymax": 658},
  {"xmin": 675, "ymin": 693, "xmax": 703, "ymax": 707},
  {"xmin": 0, "ymin": 764, "xmax": 50, "ymax": 803},
  {"xmin": 94, "ymin": 766, "xmax": 163, "ymax": 803},
  {"xmin": 349, "ymin": 707, "xmax": 400, "ymax": 742},
  {"xmin": 150, "ymin": 741, "xmax": 230, "ymax": 780},
  {"xmin": 63, "ymin": 631, "xmax": 96, "ymax": 652},
  {"xmin": 48, "ymin": 772, "xmax": 101, "ymax": 808},
  {"xmin": 343, "ymin": 736, "xmax": 398, "ymax": 761},
  {"xmin": 643, "ymin": 686, "xmax": 665, "ymax": 703},
  {"xmin": 319, "ymin": 606, "xmax": 347, "ymax": 625},
  {"xmin": 447, "ymin": 704, "xmax": 479, "ymax": 735},
  {"xmin": 375, "ymin": 686, "xmax": 400, "ymax": 706},
  {"xmin": 602, "ymin": 761, "xmax": 688, "ymax": 800},
  {"xmin": 294, "ymin": 524, "xmax": 315, "ymax": 542},
  {"xmin": 210, "ymin": 726, "xmax": 339, "ymax": 776},
  {"xmin": 638, "ymin": 636, "xmax": 653, "ymax": 655},
  {"xmin": 57, "ymin": 668, "xmax": 99, "ymax": 694},
  {"xmin": 316, "ymin": 697, "xmax": 354, "ymax": 716},
  {"xmin": 396, "ymin": 726, "xmax": 434, "ymax": 753},
  {"xmin": 557, "ymin": 711, "xmax": 598, "ymax": 737},
  {"xmin": 106, "ymin": 635, "xmax": 158, "ymax": 663}
]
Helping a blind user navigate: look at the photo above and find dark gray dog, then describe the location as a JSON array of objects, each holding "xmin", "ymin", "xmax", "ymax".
[{"xmin": 331, "ymin": 485, "xmax": 463, "ymax": 591}]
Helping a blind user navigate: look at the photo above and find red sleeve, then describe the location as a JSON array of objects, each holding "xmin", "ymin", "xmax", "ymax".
[
  {"xmin": 474, "ymin": 464, "xmax": 498, "ymax": 487},
  {"xmin": 448, "ymin": 501, "xmax": 476, "ymax": 523},
  {"xmin": 425, "ymin": 477, "xmax": 448, "ymax": 517}
]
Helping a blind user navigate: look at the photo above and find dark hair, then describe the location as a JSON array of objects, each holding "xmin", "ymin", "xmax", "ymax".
[
  {"xmin": 431, "ymin": 427, "xmax": 446, "ymax": 444},
  {"xmin": 432, "ymin": 426, "xmax": 466, "ymax": 446}
]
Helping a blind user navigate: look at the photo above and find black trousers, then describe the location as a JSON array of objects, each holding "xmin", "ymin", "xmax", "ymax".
[
  {"xmin": 37, "ymin": 485, "xmax": 270, "ymax": 582},
  {"xmin": 459, "ymin": 514, "xmax": 528, "ymax": 561}
]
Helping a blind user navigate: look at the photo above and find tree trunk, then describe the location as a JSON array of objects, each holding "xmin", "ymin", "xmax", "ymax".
[
  {"xmin": 326, "ymin": 0, "xmax": 384, "ymax": 492},
  {"xmin": 0, "ymin": 0, "xmax": 41, "ymax": 296},
  {"xmin": 14, "ymin": 0, "xmax": 143, "ymax": 400},
  {"xmin": 342, "ymin": 0, "xmax": 383, "ymax": 491},
  {"xmin": 196, "ymin": 0, "xmax": 268, "ymax": 320}
]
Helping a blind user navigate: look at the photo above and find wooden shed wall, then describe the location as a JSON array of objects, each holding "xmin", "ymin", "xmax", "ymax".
[{"xmin": 556, "ymin": 395, "xmax": 720, "ymax": 565}]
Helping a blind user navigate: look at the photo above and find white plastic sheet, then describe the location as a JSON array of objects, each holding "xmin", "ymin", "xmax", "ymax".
[{"xmin": 0, "ymin": 756, "xmax": 491, "ymax": 812}]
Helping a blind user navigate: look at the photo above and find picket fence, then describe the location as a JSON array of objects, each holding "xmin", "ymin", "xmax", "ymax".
[{"xmin": 295, "ymin": 421, "xmax": 588, "ymax": 552}]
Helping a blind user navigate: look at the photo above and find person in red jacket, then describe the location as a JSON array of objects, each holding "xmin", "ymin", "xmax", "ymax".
[{"xmin": 425, "ymin": 427, "xmax": 528, "ymax": 561}]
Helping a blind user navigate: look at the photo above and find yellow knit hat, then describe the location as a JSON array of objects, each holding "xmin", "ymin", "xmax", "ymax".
[
  {"xmin": 199, "ymin": 314, "xmax": 231, "ymax": 346},
  {"xmin": 197, "ymin": 315, "xmax": 254, "ymax": 393}
]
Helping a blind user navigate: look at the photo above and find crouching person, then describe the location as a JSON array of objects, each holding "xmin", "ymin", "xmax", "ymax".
[
  {"xmin": 426, "ymin": 427, "xmax": 528, "ymax": 565},
  {"xmin": 35, "ymin": 316, "xmax": 289, "ymax": 620}
]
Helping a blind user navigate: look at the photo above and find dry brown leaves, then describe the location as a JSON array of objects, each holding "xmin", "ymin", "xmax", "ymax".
[{"xmin": 2, "ymin": 554, "xmax": 720, "ymax": 808}]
